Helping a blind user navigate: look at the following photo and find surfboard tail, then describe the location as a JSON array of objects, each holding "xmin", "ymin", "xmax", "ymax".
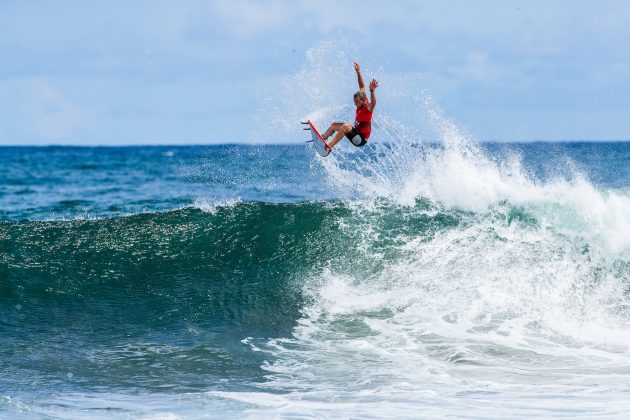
[{"xmin": 301, "ymin": 120, "xmax": 331, "ymax": 157}]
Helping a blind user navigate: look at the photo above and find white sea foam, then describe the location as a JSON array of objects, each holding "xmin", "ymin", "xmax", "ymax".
[
  {"xmin": 240, "ymin": 200, "xmax": 630, "ymax": 416},
  {"xmin": 191, "ymin": 198, "xmax": 241, "ymax": 214},
  {"xmin": 319, "ymin": 96, "xmax": 630, "ymax": 256}
]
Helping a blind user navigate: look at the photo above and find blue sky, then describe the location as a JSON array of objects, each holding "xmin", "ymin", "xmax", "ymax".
[{"xmin": 1, "ymin": 0, "xmax": 630, "ymax": 145}]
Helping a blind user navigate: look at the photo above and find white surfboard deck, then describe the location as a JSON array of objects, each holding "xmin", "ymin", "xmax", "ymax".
[{"xmin": 302, "ymin": 120, "xmax": 332, "ymax": 157}]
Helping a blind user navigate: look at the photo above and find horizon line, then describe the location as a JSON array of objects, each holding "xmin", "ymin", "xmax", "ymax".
[{"xmin": 2, "ymin": 139, "xmax": 630, "ymax": 147}]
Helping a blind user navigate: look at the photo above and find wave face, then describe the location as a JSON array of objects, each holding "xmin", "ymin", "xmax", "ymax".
[
  {"xmin": 0, "ymin": 203, "xmax": 335, "ymax": 394},
  {"xmin": 3, "ymin": 183, "xmax": 630, "ymax": 417}
]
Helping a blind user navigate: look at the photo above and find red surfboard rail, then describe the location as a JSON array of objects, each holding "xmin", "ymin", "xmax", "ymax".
[{"xmin": 304, "ymin": 120, "xmax": 332, "ymax": 157}]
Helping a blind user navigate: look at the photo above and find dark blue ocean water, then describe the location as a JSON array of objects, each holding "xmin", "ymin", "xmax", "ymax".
[
  {"xmin": 0, "ymin": 145, "xmax": 333, "ymax": 221},
  {"xmin": 2, "ymin": 143, "xmax": 629, "ymax": 221},
  {"xmin": 2, "ymin": 142, "xmax": 630, "ymax": 418}
]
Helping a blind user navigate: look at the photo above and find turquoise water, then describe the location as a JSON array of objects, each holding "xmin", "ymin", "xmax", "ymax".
[{"xmin": 2, "ymin": 140, "xmax": 630, "ymax": 418}]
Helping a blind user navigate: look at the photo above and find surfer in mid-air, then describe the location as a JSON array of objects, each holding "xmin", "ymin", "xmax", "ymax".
[{"xmin": 321, "ymin": 61, "xmax": 378, "ymax": 149}]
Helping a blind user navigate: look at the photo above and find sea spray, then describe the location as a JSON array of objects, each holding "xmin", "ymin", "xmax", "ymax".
[{"xmin": 214, "ymin": 41, "xmax": 630, "ymax": 418}]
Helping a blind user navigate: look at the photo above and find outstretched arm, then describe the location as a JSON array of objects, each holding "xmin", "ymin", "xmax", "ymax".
[
  {"xmin": 368, "ymin": 79, "xmax": 378, "ymax": 112},
  {"xmin": 354, "ymin": 62, "xmax": 365, "ymax": 93}
]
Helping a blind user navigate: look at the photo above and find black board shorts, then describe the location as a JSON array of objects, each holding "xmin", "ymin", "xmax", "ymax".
[{"xmin": 345, "ymin": 128, "xmax": 367, "ymax": 147}]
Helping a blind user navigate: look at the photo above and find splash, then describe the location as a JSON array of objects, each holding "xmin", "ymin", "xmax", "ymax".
[
  {"xmin": 284, "ymin": 42, "xmax": 630, "ymax": 256},
  {"xmin": 255, "ymin": 40, "xmax": 359, "ymax": 140},
  {"xmin": 231, "ymin": 40, "xmax": 630, "ymax": 417}
]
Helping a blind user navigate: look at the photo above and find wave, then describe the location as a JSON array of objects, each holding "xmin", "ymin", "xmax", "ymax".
[
  {"xmin": 3, "ymin": 188, "xmax": 628, "ymax": 339},
  {"xmin": 0, "ymin": 203, "xmax": 329, "ymax": 333},
  {"xmin": 0, "ymin": 199, "xmax": 460, "ymax": 309},
  {"xmin": 0, "ymin": 199, "xmax": 470, "ymax": 395}
]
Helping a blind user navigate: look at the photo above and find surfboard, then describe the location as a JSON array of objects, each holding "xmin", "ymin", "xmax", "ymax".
[{"xmin": 301, "ymin": 120, "xmax": 332, "ymax": 157}]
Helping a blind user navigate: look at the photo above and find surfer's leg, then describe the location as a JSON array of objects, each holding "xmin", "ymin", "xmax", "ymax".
[
  {"xmin": 328, "ymin": 123, "xmax": 353, "ymax": 149},
  {"xmin": 322, "ymin": 122, "xmax": 345, "ymax": 140}
]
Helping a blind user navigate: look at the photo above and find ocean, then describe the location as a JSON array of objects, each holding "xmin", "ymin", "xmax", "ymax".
[{"xmin": 2, "ymin": 137, "xmax": 630, "ymax": 418}]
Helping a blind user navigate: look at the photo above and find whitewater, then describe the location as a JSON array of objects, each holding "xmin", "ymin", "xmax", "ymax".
[{"xmin": 2, "ymin": 43, "xmax": 630, "ymax": 418}]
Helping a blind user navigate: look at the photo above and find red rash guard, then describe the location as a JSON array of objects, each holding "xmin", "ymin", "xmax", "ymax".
[{"xmin": 354, "ymin": 103, "xmax": 373, "ymax": 139}]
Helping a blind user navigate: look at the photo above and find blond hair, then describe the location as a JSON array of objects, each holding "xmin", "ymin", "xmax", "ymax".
[{"xmin": 353, "ymin": 91, "xmax": 367, "ymax": 101}]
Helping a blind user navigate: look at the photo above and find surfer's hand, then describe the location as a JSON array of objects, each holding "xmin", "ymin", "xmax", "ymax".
[
  {"xmin": 354, "ymin": 62, "xmax": 361, "ymax": 73},
  {"xmin": 369, "ymin": 79, "xmax": 379, "ymax": 91}
]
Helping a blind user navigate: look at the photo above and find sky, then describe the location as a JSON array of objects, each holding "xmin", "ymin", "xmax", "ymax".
[{"xmin": 1, "ymin": 0, "xmax": 630, "ymax": 145}]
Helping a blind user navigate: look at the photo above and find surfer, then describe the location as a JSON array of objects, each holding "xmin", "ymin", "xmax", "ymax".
[{"xmin": 321, "ymin": 61, "xmax": 378, "ymax": 149}]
